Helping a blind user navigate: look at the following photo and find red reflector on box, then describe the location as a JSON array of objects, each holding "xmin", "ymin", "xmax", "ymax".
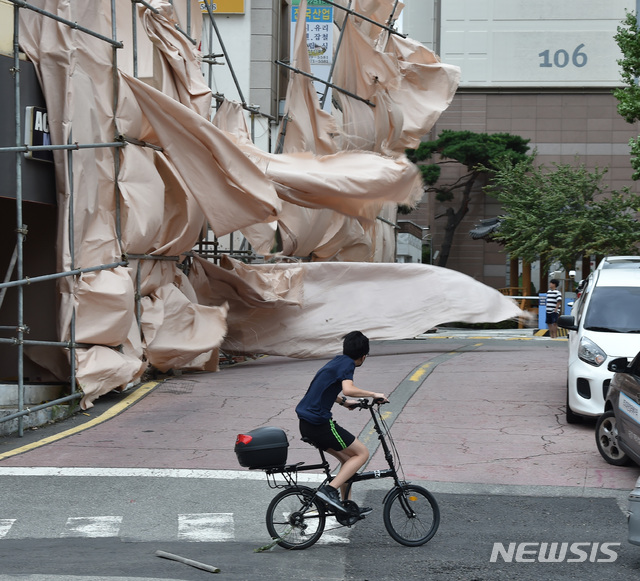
[{"xmin": 236, "ymin": 434, "xmax": 253, "ymax": 446}]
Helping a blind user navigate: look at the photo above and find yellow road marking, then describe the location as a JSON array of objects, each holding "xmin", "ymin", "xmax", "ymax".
[
  {"xmin": 361, "ymin": 411, "xmax": 393, "ymax": 444},
  {"xmin": 409, "ymin": 363, "xmax": 433, "ymax": 382},
  {"xmin": 0, "ymin": 381, "xmax": 160, "ymax": 461}
]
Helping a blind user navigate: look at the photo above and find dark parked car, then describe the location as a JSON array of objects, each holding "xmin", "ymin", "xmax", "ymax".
[
  {"xmin": 596, "ymin": 352, "xmax": 640, "ymax": 467},
  {"xmin": 596, "ymin": 353, "xmax": 640, "ymax": 546}
]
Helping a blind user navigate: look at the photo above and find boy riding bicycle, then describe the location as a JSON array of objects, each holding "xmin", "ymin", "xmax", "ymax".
[{"xmin": 295, "ymin": 331, "xmax": 388, "ymax": 514}]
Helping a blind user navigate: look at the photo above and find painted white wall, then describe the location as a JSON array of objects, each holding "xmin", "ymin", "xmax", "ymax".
[
  {"xmin": 396, "ymin": 233, "xmax": 423, "ymax": 263},
  {"xmin": 201, "ymin": 0, "xmax": 275, "ymax": 151},
  {"xmin": 400, "ymin": 0, "xmax": 436, "ymax": 52},
  {"xmin": 440, "ymin": 0, "xmax": 633, "ymax": 88},
  {"xmin": 0, "ymin": 1, "xmax": 13, "ymax": 57},
  {"xmin": 202, "ymin": 12, "xmax": 252, "ymax": 102}
]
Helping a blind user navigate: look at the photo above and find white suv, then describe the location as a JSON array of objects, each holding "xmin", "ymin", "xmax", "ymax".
[
  {"xmin": 559, "ymin": 268, "xmax": 640, "ymax": 423},
  {"xmin": 596, "ymin": 255, "xmax": 640, "ymax": 270}
]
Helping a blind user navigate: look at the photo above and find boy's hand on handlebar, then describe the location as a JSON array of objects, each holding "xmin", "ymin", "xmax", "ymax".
[
  {"xmin": 345, "ymin": 395, "xmax": 389, "ymax": 409},
  {"xmin": 345, "ymin": 398, "xmax": 363, "ymax": 410}
]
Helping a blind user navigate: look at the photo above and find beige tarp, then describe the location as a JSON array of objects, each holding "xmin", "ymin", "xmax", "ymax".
[
  {"xmin": 189, "ymin": 256, "xmax": 524, "ymax": 358},
  {"xmin": 18, "ymin": 1, "xmax": 236, "ymax": 406},
  {"xmin": 332, "ymin": 5, "xmax": 460, "ymax": 155},
  {"xmin": 16, "ymin": 0, "xmax": 519, "ymax": 409},
  {"xmin": 246, "ymin": 0, "xmax": 418, "ymax": 260}
]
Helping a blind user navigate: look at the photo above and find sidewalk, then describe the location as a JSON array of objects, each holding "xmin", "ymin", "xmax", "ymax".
[
  {"xmin": 418, "ymin": 327, "xmax": 568, "ymax": 339},
  {"xmin": 0, "ymin": 337, "xmax": 636, "ymax": 491}
]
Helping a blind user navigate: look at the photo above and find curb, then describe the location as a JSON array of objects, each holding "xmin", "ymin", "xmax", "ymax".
[{"xmin": 0, "ymin": 380, "xmax": 160, "ymax": 461}]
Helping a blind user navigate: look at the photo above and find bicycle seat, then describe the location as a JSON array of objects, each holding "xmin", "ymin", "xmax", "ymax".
[{"xmin": 301, "ymin": 436, "xmax": 318, "ymax": 448}]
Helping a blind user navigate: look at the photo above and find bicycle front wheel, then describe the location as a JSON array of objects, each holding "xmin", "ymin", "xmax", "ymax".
[
  {"xmin": 265, "ymin": 486, "xmax": 326, "ymax": 550},
  {"xmin": 383, "ymin": 484, "xmax": 440, "ymax": 546}
]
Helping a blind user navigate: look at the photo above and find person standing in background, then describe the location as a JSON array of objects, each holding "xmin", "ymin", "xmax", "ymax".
[{"xmin": 545, "ymin": 279, "xmax": 562, "ymax": 338}]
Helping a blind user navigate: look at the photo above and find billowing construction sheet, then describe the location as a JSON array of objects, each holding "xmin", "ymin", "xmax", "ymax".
[
  {"xmin": 189, "ymin": 256, "xmax": 525, "ymax": 359},
  {"xmin": 13, "ymin": 0, "xmax": 515, "ymax": 410}
]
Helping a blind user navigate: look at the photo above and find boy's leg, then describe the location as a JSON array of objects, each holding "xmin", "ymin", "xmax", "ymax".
[{"xmin": 326, "ymin": 438, "xmax": 369, "ymax": 496}]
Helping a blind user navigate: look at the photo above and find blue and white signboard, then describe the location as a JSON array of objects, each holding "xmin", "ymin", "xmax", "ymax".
[{"xmin": 291, "ymin": 0, "xmax": 333, "ymax": 111}]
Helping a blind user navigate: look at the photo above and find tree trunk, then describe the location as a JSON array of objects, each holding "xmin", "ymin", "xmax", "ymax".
[
  {"xmin": 539, "ymin": 255, "xmax": 549, "ymax": 294},
  {"xmin": 581, "ymin": 255, "xmax": 591, "ymax": 281},
  {"xmin": 522, "ymin": 261, "xmax": 531, "ymax": 297},
  {"xmin": 436, "ymin": 172, "xmax": 478, "ymax": 268},
  {"xmin": 437, "ymin": 208, "xmax": 458, "ymax": 267},
  {"xmin": 509, "ymin": 257, "xmax": 519, "ymax": 293}
]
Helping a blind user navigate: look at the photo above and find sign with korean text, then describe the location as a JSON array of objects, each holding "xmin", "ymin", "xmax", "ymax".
[
  {"xmin": 200, "ymin": 0, "xmax": 244, "ymax": 15},
  {"xmin": 291, "ymin": 0, "xmax": 333, "ymax": 111}
]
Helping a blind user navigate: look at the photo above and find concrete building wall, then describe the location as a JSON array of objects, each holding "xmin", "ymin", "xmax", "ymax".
[
  {"xmin": 202, "ymin": 0, "xmax": 283, "ymax": 152},
  {"xmin": 407, "ymin": 90, "xmax": 640, "ymax": 288},
  {"xmin": 400, "ymin": 0, "xmax": 640, "ymax": 287}
]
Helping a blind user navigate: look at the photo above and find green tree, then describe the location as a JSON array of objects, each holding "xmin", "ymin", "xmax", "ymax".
[
  {"xmin": 406, "ymin": 130, "xmax": 530, "ymax": 267},
  {"xmin": 485, "ymin": 156, "xmax": 640, "ymax": 273},
  {"xmin": 614, "ymin": 11, "xmax": 640, "ymax": 179}
]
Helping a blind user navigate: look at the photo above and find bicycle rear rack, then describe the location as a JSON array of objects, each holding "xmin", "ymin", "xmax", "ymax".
[{"xmin": 262, "ymin": 460, "xmax": 330, "ymax": 489}]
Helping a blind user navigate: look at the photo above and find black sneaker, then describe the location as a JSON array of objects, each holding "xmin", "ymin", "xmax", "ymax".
[
  {"xmin": 316, "ymin": 485, "xmax": 346, "ymax": 513},
  {"xmin": 358, "ymin": 506, "xmax": 373, "ymax": 517}
]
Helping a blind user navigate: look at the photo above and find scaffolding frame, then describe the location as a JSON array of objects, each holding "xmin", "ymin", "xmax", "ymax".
[
  {"xmin": 0, "ymin": 0, "xmax": 265, "ymax": 436},
  {"xmin": 0, "ymin": 0, "xmax": 406, "ymax": 436}
]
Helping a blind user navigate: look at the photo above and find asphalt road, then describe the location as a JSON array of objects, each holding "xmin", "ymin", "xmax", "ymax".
[{"xmin": 0, "ymin": 332, "xmax": 639, "ymax": 580}]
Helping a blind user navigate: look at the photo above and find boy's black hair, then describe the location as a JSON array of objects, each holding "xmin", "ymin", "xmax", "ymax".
[
  {"xmin": 550, "ymin": 278, "xmax": 560, "ymax": 286},
  {"xmin": 342, "ymin": 330, "xmax": 370, "ymax": 360}
]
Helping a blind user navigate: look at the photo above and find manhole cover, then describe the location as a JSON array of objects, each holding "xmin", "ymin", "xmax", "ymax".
[{"xmin": 158, "ymin": 380, "xmax": 196, "ymax": 395}]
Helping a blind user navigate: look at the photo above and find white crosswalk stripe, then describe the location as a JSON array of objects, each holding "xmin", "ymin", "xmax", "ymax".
[
  {"xmin": 61, "ymin": 516, "xmax": 123, "ymax": 538},
  {"xmin": 318, "ymin": 517, "xmax": 350, "ymax": 544},
  {"xmin": 178, "ymin": 513, "xmax": 234, "ymax": 542},
  {"xmin": 0, "ymin": 512, "xmax": 352, "ymax": 544},
  {"xmin": 0, "ymin": 520, "xmax": 16, "ymax": 539}
]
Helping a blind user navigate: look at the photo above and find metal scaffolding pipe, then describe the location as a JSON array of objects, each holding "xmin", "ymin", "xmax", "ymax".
[
  {"xmin": 174, "ymin": 23, "xmax": 196, "ymax": 45},
  {"xmin": 276, "ymin": 60, "xmax": 375, "ymax": 107},
  {"xmin": 6, "ymin": 0, "xmax": 125, "ymax": 47},
  {"xmin": 0, "ymin": 338, "xmax": 97, "ymax": 349},
  {"xmin": 12, "ymin": 2, "xmax": 25, "ymax": 436},
  {"xmin": 132, "ymin": 0, "xmax": 159, "ymax": 15},
  {"xmin": 387, "ymin": 0, "xmax": 401, "ymax": 26},
  {"xmin": 202, "ymin": 2, "xmax": 247, "ymax": 106},
  {"xmin": 320, "ymin": 0, "xmax": 351, "ymax": 110},
  {"xmin": 125, "ymin": 253, "xmax": 181, "ymax": 261},
  {"xmin": 321, "ymin": 0, "xmax": 406, "ymax": 38},
  {"xmin": 0, "ymin": 141, "xmax": 126, "ymax": 153},
  {"xmin": 0, "ymin": 246, "xmax": 18, "ymax": 310},
  {"xmin": 0, "ymin": 261, "xmax": 129, "ymax": 291},
  {"xmin": 66, "ymin": 131, "xmax": 78, "ymax": 399},
  {"xmin": 132, "ymin": 1, "xmax": 139, "ymax": 77},
  {"xmin": 0, "ymin": 392, "xmax": 83, "ymax": 424},
  {"xmin": 120, "ymin": 135, "xmax": 163, "ymax": 151}
]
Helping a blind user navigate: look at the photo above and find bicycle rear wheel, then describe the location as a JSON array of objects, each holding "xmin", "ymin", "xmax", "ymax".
[
  {"xmin": 265, "ymin": 486, "xmax": 326, "ymax": 550},
  {"xmin": 383, "ymin": 484, "xmax": 440, "ymax": 546}
]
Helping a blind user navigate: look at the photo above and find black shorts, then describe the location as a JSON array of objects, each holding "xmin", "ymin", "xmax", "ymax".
[
  {"xmin": 299, "ymin": 418, "xmax": 356, "ymax": 452},
  {"xmin": 546, "ymin": 312, "xmax": 559, "ymax": 325}
]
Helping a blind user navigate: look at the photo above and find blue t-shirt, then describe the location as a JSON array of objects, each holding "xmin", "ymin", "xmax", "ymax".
[{"xmin": 295, "ymin": 355, "xmax": 356, "ymax": 424}]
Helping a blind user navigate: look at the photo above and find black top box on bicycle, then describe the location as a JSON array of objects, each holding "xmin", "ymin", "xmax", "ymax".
[{"xmin": 235, "ymin": 426, "xmax": 289, "ymax": 469}]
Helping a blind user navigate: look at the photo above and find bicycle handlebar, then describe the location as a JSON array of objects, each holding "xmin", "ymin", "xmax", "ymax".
[{"xmin": 350, "ymin": 397, "xmax": 388, "ymax": 410}]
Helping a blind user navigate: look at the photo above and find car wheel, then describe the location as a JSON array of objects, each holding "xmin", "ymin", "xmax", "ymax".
[
  {"xmin": 595, "ymin": 411, "xmax": 630, "ymax": 466},
  {"xmin": 565, "ymin": 384, "xmax": 582, "ymax": 424}
]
